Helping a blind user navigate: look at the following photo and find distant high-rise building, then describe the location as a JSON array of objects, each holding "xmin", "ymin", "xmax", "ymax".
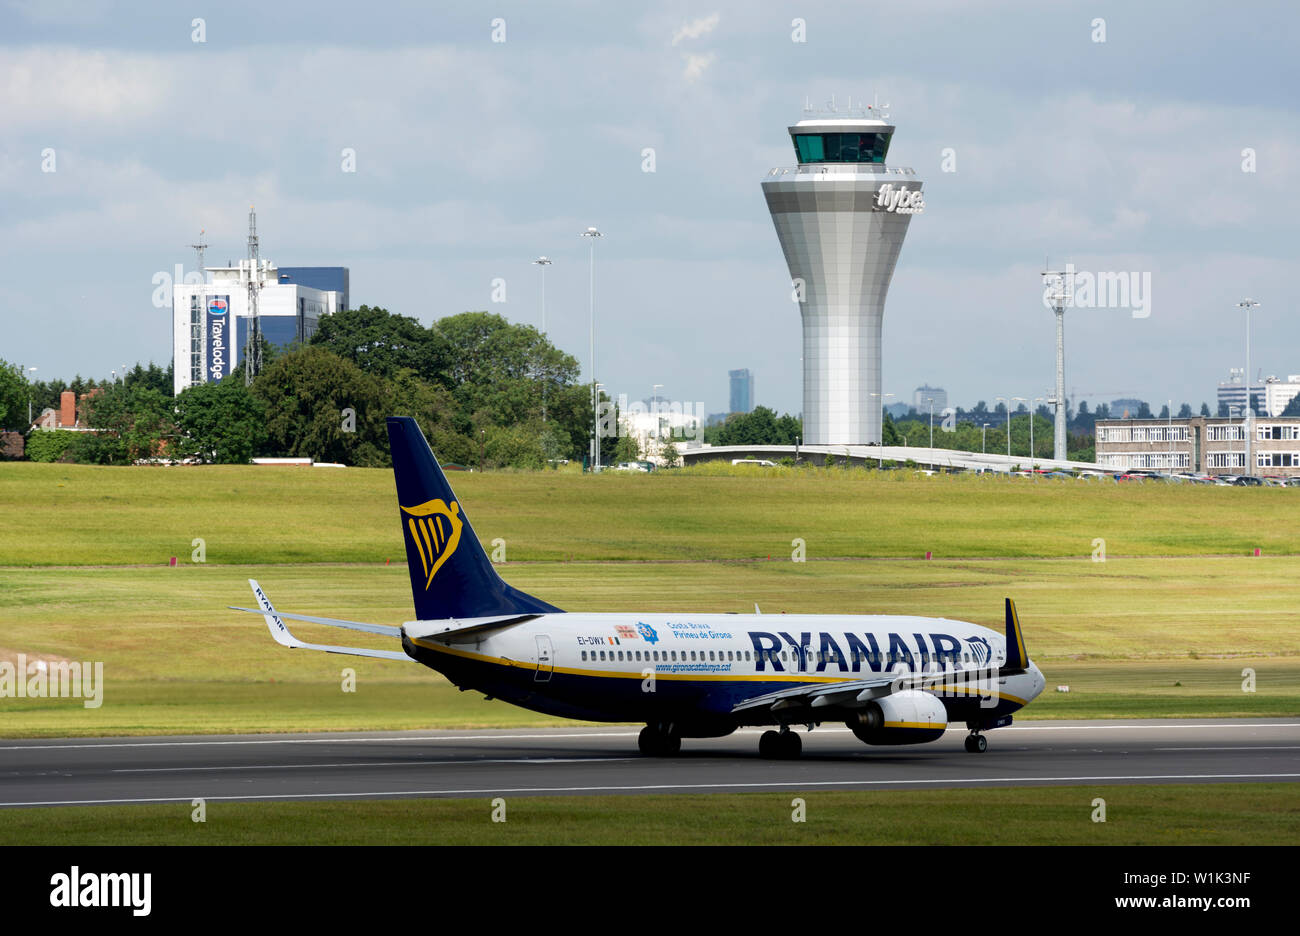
[
  {"xmin": 1110, "ymin": 398, "xmax": 1146, "ymax": 419},
  {"xmin": 1263, "ymin": 376, "xmax": 1300, "ymax": 416},
  {"xmin": 1216, "ymin": 371, "xmax": 1267, "ymax": 417},
  {"xmin": 729, "ymin": 368, "xmax": 755, "ymax": 414},
  {"xmin": 913, "ymin": 384, "xmax": 947, "ymax": 412}
]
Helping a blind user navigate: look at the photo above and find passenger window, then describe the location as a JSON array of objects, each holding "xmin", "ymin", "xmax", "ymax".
[{"xmin": 581, "ymin": 650, "xmax": 587, "ymax": 661}]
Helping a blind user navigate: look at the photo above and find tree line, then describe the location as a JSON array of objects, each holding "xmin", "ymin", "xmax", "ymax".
[{"xmin": 3, "ymin": 308, "xmax": 615, "ymax": 469}]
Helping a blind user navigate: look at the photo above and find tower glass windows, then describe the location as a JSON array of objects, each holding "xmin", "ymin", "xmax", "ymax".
[{"xmin": 792, "ymin": 132, "xmax": 891, "ymax": 164}]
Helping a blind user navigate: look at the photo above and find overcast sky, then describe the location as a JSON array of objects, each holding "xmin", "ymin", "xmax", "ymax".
[{"xmin": 2, "ymin": 0, "xmax": 1297, "ymax": 416}]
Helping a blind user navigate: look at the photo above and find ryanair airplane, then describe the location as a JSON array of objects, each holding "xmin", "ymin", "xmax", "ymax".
[{"xmin": 235, "ymin": 417, "xmax": 1045, "ymax": 758}]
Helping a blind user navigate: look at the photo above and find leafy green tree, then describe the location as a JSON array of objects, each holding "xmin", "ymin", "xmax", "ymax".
[
  {"xmin": 434, "ymin": 311, "xmax": 581, "ymax": 431},
  {"xmin": 1281, "ymin": 396, "xmax": 1300, "ymax": 418},
  {"xmin": 385, "ymin": 368, "xmax": 476, "ymax": 465},
  {"xmin": 24, "ymin": 429, "xmax": 80, "ymax": 462},
  {"xmin": 1200, "ymin": 402, "xmax": 1211, "ymax": 417},
  {"xmin": 311, "ymin": 305, "xmax": 450, "ymax": 382},
  {"xmin": 715, "ymin": 406, "xmax": 800, "ymax": 445},
  {"xmin": 81, "ymin": 382, "xmax": 176, "ymax": 463},
  {"xmin": 250, "ymin": 346, "xmax": 390, "ymax": 466},
  {"xmin": 175, "ymin": 379, "xmax": 268, "ymax": 463},
  {"xmin": 122, "ymin": 361, "xmax": 173, "ymax": 396},
  {"xmin": 659, "ymin": 438, "xmax": 680, "ymax": 466},
  {"xmin": 0, "ymin": 359, "xmax": 29, "ymax": 431},
  {"xmin": 882, "ymin": 412, "xmax": 900, "ymax": 446},
  {"xmin": 482, "ymin": 422, "xmax": 548, "ymax": 469},
  {"xmin": 613, "ymin": 432, "xmax": 641, "ymax": 463}
]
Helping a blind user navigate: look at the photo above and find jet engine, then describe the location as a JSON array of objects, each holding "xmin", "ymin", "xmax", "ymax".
[{"xmin": 846, "ymin": 690, "xmax": 948, "ymax": 745}]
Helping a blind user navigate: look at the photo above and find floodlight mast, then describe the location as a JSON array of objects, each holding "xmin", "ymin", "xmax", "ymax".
[{"xmin": 1042, "ymin": 270, "xmax": 1071, "ymax": 462}]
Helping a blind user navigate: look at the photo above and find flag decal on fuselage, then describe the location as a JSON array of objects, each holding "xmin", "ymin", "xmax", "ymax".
[{"xmin": 401, "ymin": 498, "xmax": 463, "ymax": 590}]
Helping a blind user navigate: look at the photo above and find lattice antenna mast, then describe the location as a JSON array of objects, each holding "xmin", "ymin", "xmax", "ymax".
[
  {"xmin": 190, "ymin": 228, "xmax": 208, "ymax": 286},
  {"xmin": 244, "ymin": 206, "xmax": 262, "ymax": 385}
]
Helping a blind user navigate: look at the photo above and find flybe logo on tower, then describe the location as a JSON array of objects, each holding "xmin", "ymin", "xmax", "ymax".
[
  {"xmin": 401, "ymin": 499, "xmax": 463, "ymax": 589},
  {"xmin": 875, "ymin": 183, "xmax": 925, "ymax": 215}
]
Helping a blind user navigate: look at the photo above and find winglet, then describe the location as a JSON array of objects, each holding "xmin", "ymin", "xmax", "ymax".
[
  {"xmin": 247, "ymin": 579, "xmax": 412, "ymax": 662},
  {"xmin": 1004, "ymin": 598, "xmax": 1028, "ymax": 669},
  {"xmin": 250, "ymin": 578, "xmax": 299, "ymax": 649}
]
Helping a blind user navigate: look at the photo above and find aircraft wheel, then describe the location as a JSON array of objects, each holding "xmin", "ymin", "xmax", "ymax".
[
  {"xmin": 638, "ymin": 725, "xmax": 681, "ymax": 756},
  {"xmin": 759, "ymin": 730, "xmax": 783, "ymax": 758},
  {"xmin": 781, "ymin": 730, "xmax": 803, "ymax": 759},
  {"xmin": 964, "ymin": 734, "xmax": 987, "ymax": 753}
]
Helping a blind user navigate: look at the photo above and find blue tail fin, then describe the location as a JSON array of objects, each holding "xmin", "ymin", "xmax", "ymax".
[
  {"xmin": 386, "ymin": 417, "xmax": 562, "ymax": 620},
  {"xmin": 1004, "ymin": 598, "xmax": 1028, "ymax": 669}
]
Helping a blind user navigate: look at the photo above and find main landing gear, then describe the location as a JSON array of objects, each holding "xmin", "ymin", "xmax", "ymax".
[
  {"xmin": 963, "ymin": 731, "xmax": 987, "ymax": 753},
  {"xmin": 759, "ymin": 728, "xmax": 802, "ymax": 759},
  {"xmin": 638, "ymin": 723, "xmax": 681, "ymax": 757}
]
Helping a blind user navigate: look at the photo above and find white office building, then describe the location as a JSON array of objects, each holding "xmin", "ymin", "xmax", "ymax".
[{"xmin": 172, "ymin": 261, "xmax": 344, "ymax": 395}]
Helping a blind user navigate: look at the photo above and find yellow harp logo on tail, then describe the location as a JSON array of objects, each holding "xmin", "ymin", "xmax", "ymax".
[{"xmin": 400, "ymin": 499, "xmax": 464, "ymax": 590}]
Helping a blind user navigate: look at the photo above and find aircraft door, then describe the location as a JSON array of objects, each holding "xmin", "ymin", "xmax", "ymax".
[{"xmin": 534, "ymin": 634, "xmax": 554, "ymax": 682}]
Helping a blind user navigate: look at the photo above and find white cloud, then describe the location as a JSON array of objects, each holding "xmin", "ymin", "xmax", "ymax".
[
  {"xmin": 682, "ymin": 52, "xmax": 716, "ymax": 82},
  {"xmin": 671, "ymin": 13, "xmax": 720, "ymax": 46}
]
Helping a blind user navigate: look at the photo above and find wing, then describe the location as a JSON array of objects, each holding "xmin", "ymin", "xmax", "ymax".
[
  {"xmin": 237, "ymin": 579, "xmax": 412, "ymax": 662},
  {"xmin": 731, "ymin": 667, "xmax": 999, "ymax": 716},
  {"xmin": 731, "ymin": 675, "xmax": 898, "ymax": 715}
]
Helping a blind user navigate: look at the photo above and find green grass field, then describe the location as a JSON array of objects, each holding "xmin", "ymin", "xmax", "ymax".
[
  {"xmin": 4, "ymin": 461, "xmax": 1298, "ymax": 566},
  {"xmin": 2, "ymin": 463, "xmax": 1297, "ymax": 737},
  {"xmin": 0, "ymin": 785, "xmax": 1294, "ymax": 845}
]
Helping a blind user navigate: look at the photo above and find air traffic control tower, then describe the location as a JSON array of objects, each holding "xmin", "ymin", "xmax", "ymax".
[{"xmin": 762, "ymin": 107, "xmax": 924, "ymax": 445}]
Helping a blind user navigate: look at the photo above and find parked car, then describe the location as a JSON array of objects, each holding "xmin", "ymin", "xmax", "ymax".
[
  {"xmin": 1233, "ymin": 475, "xmax": 1265, "ymax": 486},
  {"xmin": 730, "ymin": 458, "xmax": 776, "ymax": 467}
]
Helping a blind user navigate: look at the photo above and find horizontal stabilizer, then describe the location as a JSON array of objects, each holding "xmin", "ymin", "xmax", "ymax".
[
  {"xmin": 405, "ymin": 614, "xmax": 541, "ymax": 643},
  {"xmin": 228, "ymin": 606, "xmax": 402, "ymax": 637}
]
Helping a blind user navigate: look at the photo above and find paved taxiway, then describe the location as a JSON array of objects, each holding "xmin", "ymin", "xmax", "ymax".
[{"xmin": 2, "ymin": 719, "xmax": 1297, "ymax": 807}]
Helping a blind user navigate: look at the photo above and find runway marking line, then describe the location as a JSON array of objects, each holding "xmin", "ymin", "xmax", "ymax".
[
  {"xmin": 1, "ymin": 722, "xmax": 1297, "ymax": 752},
  {"xmin": 3, "ymin": 773, "xmax": 1298, "ymax": 808}
]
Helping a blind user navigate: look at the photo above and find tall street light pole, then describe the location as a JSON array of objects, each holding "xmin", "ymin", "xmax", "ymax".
[
  {"xmin": 995, "ymin": 397, "xmax": 1011, "ymax": 458},
  {"xmin": 26, "ymin": 366, "xmax": 37, "ymax": 425},
  {"xmin": 652, "ymin": 383, "xmax": 664, "ymax": 447},
  {"xmin": 870, "ymin": 392, "xmax": 894, "ymax": 445},
  {"xmin": 982, "ymin": 422, "xmax": 988, "ymax": 454},
  {"xmin": 532, "ymin": 256, "xmax": 552, "ymax": 423},
  {"xmin": 1168, "ymin": 398, "xmax": 1174, "ymax": 477},
  {"xmin": 582, "ymin": 227, "xmax": 603, "ymax": 471},
  {"xmin": 1237, "ymin": 299, "xmax": 1260, "ymax": 477}
]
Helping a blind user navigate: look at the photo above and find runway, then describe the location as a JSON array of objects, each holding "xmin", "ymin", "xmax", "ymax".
[{"xmin": 2, "ymin": 718, "xmax": 1298, "ymax": 807}]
